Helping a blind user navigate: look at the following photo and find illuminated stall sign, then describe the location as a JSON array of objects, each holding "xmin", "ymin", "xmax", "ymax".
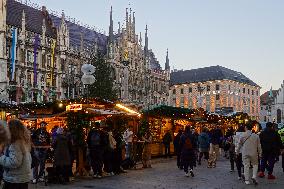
[{"xmin": 66, "ymin": 104, "xmax": 83, "ymax": 111}]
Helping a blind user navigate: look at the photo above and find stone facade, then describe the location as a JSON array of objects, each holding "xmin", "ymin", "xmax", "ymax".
[
  {"xmin": 260, "ymin": 82, "xmax": 284, "ymax": 124},
  {"xmin": 0, "ymin": 0, "xmax": 169, "ymax": 109},
  {"xmin": 169, "ymin": 66, "xmax": 260, "ymax": 119}
]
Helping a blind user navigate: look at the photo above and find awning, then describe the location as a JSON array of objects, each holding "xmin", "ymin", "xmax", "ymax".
[{"xmin": 87, "ymin": 108, "xmax": 137, "ymax": 116}]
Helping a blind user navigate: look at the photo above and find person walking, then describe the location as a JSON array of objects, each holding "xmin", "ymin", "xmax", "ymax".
[
  {"xmin": 123, "ymin": 127, "xmax": 134, "ymax": 159},
  {"xmin": 142, "ymin": 131, "xmax": 153, "ymax": 168},
  {"xmin": 258, "ymin": 122, "xmax": 282, "ymax": 179},
  {"xmin": 208, "ymin": 126, "xmax": 222, "ymax": 168},
  {"xmin": 87, "ymin": 124, "xmax": 103, "ymax": 178},
  {"xmin": 163, "ymin": 130, "xmax": 172, "ymax": 158},
  {"xmin": 180, "ymin": 126, "xmax": 197, "ymax": 177},
  {"xmin": 236, "ymin": 123, "xmax": 262, "ymax": 185},
  {"xmin": 0, "ymin": 119, "xmax": 32, "ymax": 189},
  {"xmin": 234, "ymin": 125, "xmax": 245, "ymax": 180},
  {"xmin": 52, "ymin": 127, "xmax": 72, "ymax": 184},
  {"xmin": 31, "ymin": 121, "xmax": 51, "ymax": 184},
  {"xmin": 174, "ymin": 129, "xmax": 183, "ymax": 169},
  {"xmin": 197, "ymin": 128, "xmax": 210, "ymax": 165}
]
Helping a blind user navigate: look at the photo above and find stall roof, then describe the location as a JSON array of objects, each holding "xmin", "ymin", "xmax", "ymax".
[{"xmin": 87, "ymin": 108, "xmax": 137, "ymax": 116}]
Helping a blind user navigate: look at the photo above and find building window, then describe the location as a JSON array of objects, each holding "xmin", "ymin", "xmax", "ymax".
[
  {"xmin": 264, "ymin": 116, "xmax": 267, "ymax": 122},
  {"xmin": 180, "ymin": 97, "xmax": 184, "ymax": 104},
  {"xmin": 207, "ymin": 85, "xmax": 210, "ymax": 91},
  {"xmin": 256, "ymin": 91, "xmax": 258, "ymax": 96},
  {"xmin": 216, "ymin": 94, "xmax": 220, "ymax": 101},
  {"xmin": 181, "ymin": 88, "xmax": 184, "ymax": 94},
  {"xmin": 173, "ymin": 89, "xmax": 176, "ymax": 94},
  {"xmin": 243, "ymin": 88, "xmax": 245, "ymax": 94},
  {"xmin": 27, "ymin": 51, "xmax": 33, "ymax": 63},
  {"xmin": 229, "ymin": 85, "xmax": 231, "ymax": 90},
  {"xmin": 248, "ymin": 89, "xmax": 250, "ymax": 95},
  {"xmin": 216, "ymin": 84, "xmax": 220, "ymax": 91},
  {"xmin": 261, "ymin": 107, "xmax": 263, "ymax": 110},
  {"xmin": 252, "ymin": 90, "xmax": 254, "ymax": 95},
  {"xmin": 189, "ymin": 87, "xmax": 192, "ymax": 93},
  {"xmin": 173, "ymin": 98, "xmax": 176, "ymax": 106}
]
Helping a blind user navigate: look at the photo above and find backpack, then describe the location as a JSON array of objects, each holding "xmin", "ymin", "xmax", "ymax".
[
  {"xmin": 90, "ymin": 131, "xmax": 101, "ymax": 146},
  {"xmin": 184, "ymin": 136, "xmax": 193, "ymax": 150}
]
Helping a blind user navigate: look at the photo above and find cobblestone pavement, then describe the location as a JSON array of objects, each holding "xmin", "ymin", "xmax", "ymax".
[{"xmin": 30, "ymin": 157, "xmax": 284, "ymax": 189}]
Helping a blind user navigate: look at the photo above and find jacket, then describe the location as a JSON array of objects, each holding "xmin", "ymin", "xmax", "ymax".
[
  {"xmin": 259, "ymin": 128, "xmax": 282, "ymax": 156},
  {"xmin": 163, "ymin": 132, "xmax": 172, "ymax": 145},
  {"xmin": 236, "ymin": 130, "xmax": 262, "ymax": 158},
  {"xmin": 0, "ymin": 142, "xmax": 32, "ymax": 183},
  {"xmin": 198, "ymin": 132, "xmax": 210, "ymax": 150},
  {"xmin": 53, "ymin": 134, "xmax": 71, "ymax": 166},
  {"xmin": 209, "ymin": 129, "xmax": 222, "ymax": 145},
  {"xmin": 173, "ymin": 132, "xmax": 182, "ymax": 152}
]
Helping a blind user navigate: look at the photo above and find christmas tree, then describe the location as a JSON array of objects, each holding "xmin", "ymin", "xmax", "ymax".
[{"xmin": 89, "ymin": 51, "xmax": 117, "ymax": 101}]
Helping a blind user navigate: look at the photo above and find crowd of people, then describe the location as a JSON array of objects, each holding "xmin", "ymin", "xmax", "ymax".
[
  {"xmin": 0, "ymin": 119, "xmax": 154, "ymax": 189},
  {"xmin": 0, "ymin": 118, "xmax": 283, "ymax": 188},
  {"xmin": 173, "ymin": 122, "xmax": 284, "ymax": 185}
]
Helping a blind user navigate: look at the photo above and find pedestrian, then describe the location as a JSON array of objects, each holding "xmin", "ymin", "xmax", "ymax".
[
  {"xmin": 31, "ymin": 121, "xmax": 51, "ymax": 184},
  {"xmin": 258, "ymin": 122, "xmax": 282, "ymax": 179},
  {"xmin": 208, "ymin": 126, "xmax": 222, "ymax": 168},
  {"xmin": 180, "ymin": 126, "xmax": 197, "ymax": 177},
  {"xmin": 123, "ymin": 127, "xmax": 134, "ymax": 159},
  {"xmin": 0, "ymin": 120, "xmax": 9, "ymax": 183},
  {"xmin": 162, "ymin": 130, "xmax": 172, "ymax": 158},
  {"xmin": 197, "ymin": 128, "xmax": 210, "ymax": 165},
  {"xmin": 279, "ymin": 127, "xmax": 284, "ymax": 172},
  {"xmin": 52, "ymin": 127, "xmax": 72, "ymax": 184},
  {"xmin": 104, "ymin": 128, "xmax": 116, "ymax": 176},
  {"xmin": 113, "ymin": 129, "xmax": 126, "ymax": 174},
  {"xmin": 142, "ymin": 131, "xmax": 152, "ymax": 168},
  {"xmin": 87, "ymin": 123, "xmax": 103, "ymax": 178},
  {"xmin": 174, "ymin": 129, "xmax": 183, "ymax": 169},
  {"xmin": 0, "ymin": 119, "xmax": 32, "ymax": 189},
  {"xmin": 236, "ymin": 123, "xmax": 262, "ymax": 185},
  {"xmin": 227, "ymin": 135, "xmax": 235, "ymax": 172},
  {"xmin": 234, "ymin": 125, "xmax": 245, "ymax": 180}
]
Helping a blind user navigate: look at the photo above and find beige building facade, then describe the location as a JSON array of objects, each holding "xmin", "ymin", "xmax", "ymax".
[{"xmin": 169, "ymin": 66, "xmax": 260, "ymax": 119}]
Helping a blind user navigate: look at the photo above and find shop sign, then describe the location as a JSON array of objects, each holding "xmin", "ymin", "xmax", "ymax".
[{"xmin": 66, "ymin": 104, "xmax": 83, "ymax": 111}]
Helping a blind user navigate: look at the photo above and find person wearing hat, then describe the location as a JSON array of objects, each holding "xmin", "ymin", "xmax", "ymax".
[
  {"xmin": 31, "ymin": 121, "xmax": 51, "ymax": 184},
  {"xmin": 52, "ymin": 127, "xmax": 72, "ymax": 183}
]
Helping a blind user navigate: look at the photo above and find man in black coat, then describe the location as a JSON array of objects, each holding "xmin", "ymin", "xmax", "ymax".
[
  {"xmin": 180, "ymin": 126, "xmax": 197, "ymax": 177},
  {"xmin": 174, "ymin": 129, "xmax": 183, "ymax": 169},
  {"xmin": 258, "ymin": 122, "xmax": 282, "ymax": 179}
]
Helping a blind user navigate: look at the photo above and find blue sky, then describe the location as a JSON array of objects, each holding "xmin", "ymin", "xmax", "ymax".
[{"xmin": 31, "ymin": 0, "xmax": 284, "ymax": 93}]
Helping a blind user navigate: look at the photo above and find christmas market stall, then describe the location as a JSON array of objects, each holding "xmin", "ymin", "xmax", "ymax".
[{"xmin": 142, "ymin": 105, "xmax": 253, "ymax": 157}]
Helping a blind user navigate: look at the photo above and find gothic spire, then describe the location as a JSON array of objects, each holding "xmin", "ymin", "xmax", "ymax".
[
  {"xmin": 165, "ymin": 48, "xmax": 170, "ymax": 70},
  {"xmin": 139, "ymin": 32, "xmax": 142, "ymax": 46},
  {"xmin": 21, "ymin": 10, "xmax": 26, "ymax": 32},
  {"xmin": 132, "ymin": 11, "xmax": 135, "ymax": 41},
  {"xmin": 108, "ymin": 6, "xmax": 114, "ymax": 43},
  {"xmin": 144, "ymin": 25, "xmax": 148, "ymax": 54}
]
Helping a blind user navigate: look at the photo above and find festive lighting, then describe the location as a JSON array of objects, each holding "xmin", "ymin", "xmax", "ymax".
[{"xmin": 116, "ymin": 104, "xmax": 141, "ymax": 116}]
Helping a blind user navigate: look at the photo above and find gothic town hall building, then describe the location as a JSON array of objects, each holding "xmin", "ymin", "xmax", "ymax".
[{"xmin": 0, "ymin": 0, "xmax": 170, "ymax": 109}]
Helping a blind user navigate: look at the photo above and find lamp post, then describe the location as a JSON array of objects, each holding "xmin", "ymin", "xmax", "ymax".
[{"xmin": 81, "ymin": 64, "xmax": 96, "ymax": 104}]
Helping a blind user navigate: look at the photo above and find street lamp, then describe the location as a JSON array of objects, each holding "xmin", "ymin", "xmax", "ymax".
[{"xmin": 81, "ymin": 64, "xmax": 95, "ymax": 103}]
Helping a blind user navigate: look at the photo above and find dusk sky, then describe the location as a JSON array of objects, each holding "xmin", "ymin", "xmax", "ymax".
[{"xmin": 31, "ymin": 0, "xmax": 284, "ymax": 94}]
